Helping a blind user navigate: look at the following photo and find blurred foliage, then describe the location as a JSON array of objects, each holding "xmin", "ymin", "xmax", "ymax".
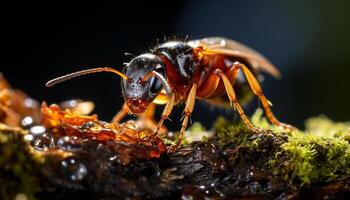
[{"xmin": 0, "ymin": 124, "xmax": 41, "ymax": 200}]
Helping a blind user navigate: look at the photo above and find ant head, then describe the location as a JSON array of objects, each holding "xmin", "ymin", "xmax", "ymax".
[
  {"xmin": 122, "ymin": 54, "xmax": 170, "ymax": 115},
  {"xmin": 46, "ymin": 54, "xmax": 171, "ymax": 116}
]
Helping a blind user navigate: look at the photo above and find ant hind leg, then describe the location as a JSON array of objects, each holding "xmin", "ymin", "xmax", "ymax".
[
  {"xmin": 214, "ymin": 69, "xmax": 262, "ymax": 133},
  {"xmin": 226, "ymin": 62, "xmax": 295, "ymax": 130}
]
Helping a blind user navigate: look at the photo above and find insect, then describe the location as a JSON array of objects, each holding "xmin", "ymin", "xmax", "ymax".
[{"xmin": 46, "ymin": 37, "xmax": 294, "ymax": 151}]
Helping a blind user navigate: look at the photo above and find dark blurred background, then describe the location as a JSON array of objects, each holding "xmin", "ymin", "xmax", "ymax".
[{"xmin": 1, "ymin": 0, "xmax": 350, "ymax": 129}]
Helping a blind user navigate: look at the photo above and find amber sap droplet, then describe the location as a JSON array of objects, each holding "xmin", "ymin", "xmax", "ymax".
[
  {"xmin": 33, "ymin": 133, "xmax": 54, "ymax": 151},
  {"xmin": 61, "ymin": 157, "xmax": 88, "ymax": 181}
]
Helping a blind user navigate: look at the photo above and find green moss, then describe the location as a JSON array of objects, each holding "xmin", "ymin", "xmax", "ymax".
[
  {"xmin": 267, "ymin": 113, "xmax": 350, "ymax": 185},
  {"xmin": 188, "ymin": 122, "xmax": 206, "ymax": 132},
  {"xmin": 304, "ymin": 115, "xmax": 350, "ymax": 138},
  {"xmin": 270, "ymin": 131, "xmax": 350, "ymax": 185},
  {"xmin": 216, "ymin": 121, "xmax": 252, "ymax": 147},
  {"xmin": 214, "ymin": 109, "xmax": 350, "ymax": 185},
  {"xmin": 213, "ymin": 116, "xmax": 260, "ymax": 151},
  {"xmin": 0, "ymin": 124, "xmax": 41, "ymax": 200}
]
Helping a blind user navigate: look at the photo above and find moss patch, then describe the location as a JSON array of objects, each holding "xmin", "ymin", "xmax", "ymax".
[
  {"xmin": 214, "ymin": 109, "xmax": 350, "ymax": 185},
  {"xmin": 270, "ymin": 118, "xmax": 350, "ymax": 185},
  {"xmin": 213, "ymin": 116, "xmax": 253, "ymax": 147}
]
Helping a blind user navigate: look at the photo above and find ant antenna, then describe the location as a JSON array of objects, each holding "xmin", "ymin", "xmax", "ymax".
[{"xmin": 46, "ymin": 67, "xmax": 128, "ymax": 87}]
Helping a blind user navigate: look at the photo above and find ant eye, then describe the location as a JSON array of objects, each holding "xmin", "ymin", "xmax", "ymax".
[{"xmin": 149, "ymin": 77, "xmax": 162, "ymax": 95}]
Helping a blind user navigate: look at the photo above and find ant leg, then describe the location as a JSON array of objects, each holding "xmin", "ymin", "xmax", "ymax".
[
  {"xmin": 226, "ymin": 62, "xmax": 294, "ymax": 130},
  {"xmin": 153, "ymin": 93, "xmax": 175, "ymax": 137},
  {"xmin": 168, "ymin": 83, "xmax": 197, "ymax": 152},
  {"xmin": 111, "ymin": 102, "xmax": 129, "ymax": 123},
  {"xmin": 214, "ymin": 69, "xmax": 260, "ymax": 132}
]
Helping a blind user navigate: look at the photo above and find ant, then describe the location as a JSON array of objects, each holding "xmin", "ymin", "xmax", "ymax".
[{"xmin": 46, "ymin": 37, "xmax": 294, "ymax": 151}]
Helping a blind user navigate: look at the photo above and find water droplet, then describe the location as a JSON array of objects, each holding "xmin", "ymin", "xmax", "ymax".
[
  {"xmin": 24, "ymin": 98, "xmax": 38, "ymax": 109},
  {"xmin": 62, "ymin": 99, "xmax": 78, "ymax": 108},
  {"xmin": 155, "ymin": 170, "xmax": 161, "ymax": 177},
  {"xmin": 61, "ymin": 158, "xmax": 87, "ymax": 181},
  {"xmin": 81, "ymin": 121, "xmax": 103, "ymax": 132},
  {"xmin": 167, "ymin": 132, "xmax": 174, "ymax": 137},
  {"xmin": 109, "ymin": 155, "xmax": 118, "ymax": 161},
  {"xmin": 29, "ymin": 125, "xmax": 46, "ymax": 136},
  {"xmin": 24, "ymin": 134, "xmax": 34, "ymax": 143},
  {"xmin": 57, "ymin": 136, "xmax": 82, "ymax": 152},
  {"xmin": 81, "ymin": 121, "xmax": 95, "ymax": 129},
  {"xmin": 21, "ymin": 116, "xmax": 34, "ymax": 128},
  {"xmin": 33, "ymin": 133, "xmax": 54, "ymax": 151},
  {"xmin": 246, "ymin": 181, "xmax": 261, "ymax": 193},
  {"xmin": 219, "ymin": 164, "xmax": 226, "ymax": 171}
]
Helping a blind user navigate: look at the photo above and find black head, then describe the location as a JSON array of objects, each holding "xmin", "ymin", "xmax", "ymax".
[{"xmin": 122, "ymin": 54, "xmax": 170, "ymax": 115}]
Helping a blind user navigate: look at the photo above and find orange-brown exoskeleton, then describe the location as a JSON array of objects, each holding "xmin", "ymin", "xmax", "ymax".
[{"xmin": 46, "ymin": 37, "xmax": 294, "ymax": 151}]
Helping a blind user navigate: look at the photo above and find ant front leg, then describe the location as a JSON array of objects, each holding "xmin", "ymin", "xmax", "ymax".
[
  {"xmin": 226, "ymin": 62, "xmax": 295, "ymax": 130},
  {"xmin": 152, "ymin": 93, "xmax": 175, "ymax": 138},
  {"xmin": 168, "ymin": 83, "xmax": 197, "ymax": 153}
]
